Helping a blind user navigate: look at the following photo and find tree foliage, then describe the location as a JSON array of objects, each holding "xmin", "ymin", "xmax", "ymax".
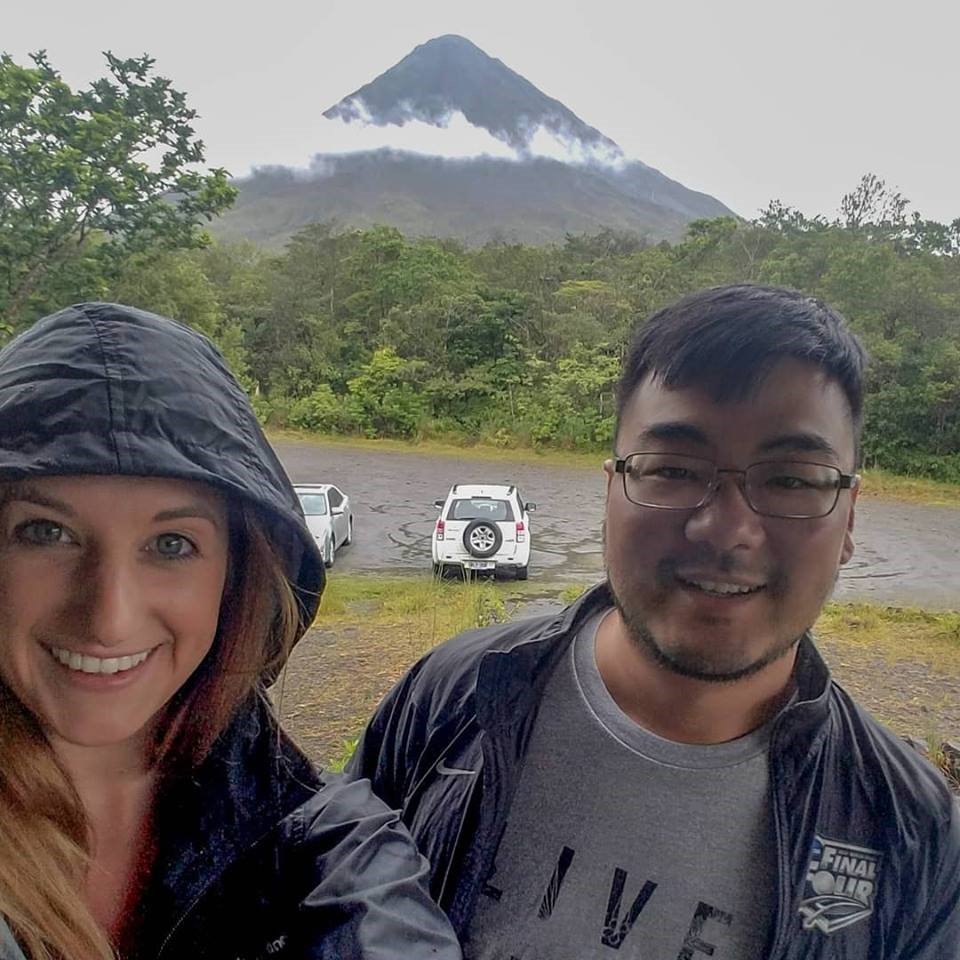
[{"xmin": 0, "ymin": 50, "xmax": 236, "ymax": 328}]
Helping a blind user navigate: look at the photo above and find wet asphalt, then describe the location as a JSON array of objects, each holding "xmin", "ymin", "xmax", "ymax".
[{"xmin": 274, "ymin": 439, "xmax": 960, "ymax": 611}]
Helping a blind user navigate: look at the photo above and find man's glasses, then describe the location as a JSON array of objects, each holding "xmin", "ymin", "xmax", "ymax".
[{"xmin": 613, "ymin": 453, "xmax": 859, "ymax": 519}]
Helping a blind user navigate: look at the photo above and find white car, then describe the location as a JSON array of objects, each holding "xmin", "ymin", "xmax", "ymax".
[
  {"xmin": 432, "ymin": 483, "xmax": 536, "ymax": 579},
  {"xmin": 294, "ymin": 484, "xmax": 353, "ymax": 568}
]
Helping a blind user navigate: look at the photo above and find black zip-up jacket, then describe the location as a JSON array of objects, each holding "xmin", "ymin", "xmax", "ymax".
[
  {"xmin": 135, "ymin": 695, "xmax": 461, "ymax": 959},
  {"xmin": 348, "ymin": 583, "xmax": 960, "ymax": 958},
  {"xmin": 0, "ymin": 303, "xmax": 461, "ymax": 959}
]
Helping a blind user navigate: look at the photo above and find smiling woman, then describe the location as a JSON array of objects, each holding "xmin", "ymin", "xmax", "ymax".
[{"xmin": 0, "ymin": 304, "xmax": 461, "ymax": 960}]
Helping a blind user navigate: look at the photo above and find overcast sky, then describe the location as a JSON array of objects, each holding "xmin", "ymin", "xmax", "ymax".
[{"xmin": 6, "ymin": 0, "xmax": 958, "ymax": 222}]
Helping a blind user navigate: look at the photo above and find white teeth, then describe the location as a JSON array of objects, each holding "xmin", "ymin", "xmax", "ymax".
[
  {"xmin": 684, "ymin": 578, "xmax": 762, "ymax": 596},
  {"xmin": 51, "ymin": 647, "xmax": 151, "ymax": 675}
]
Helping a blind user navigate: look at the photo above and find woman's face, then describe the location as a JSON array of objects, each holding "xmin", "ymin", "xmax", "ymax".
[{"xmin": 0, "ymin": 475, "xmax": 229, "ymax": 753}]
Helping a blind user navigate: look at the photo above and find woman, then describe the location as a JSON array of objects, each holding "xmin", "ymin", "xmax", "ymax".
[{"xmin": 0, "ymin": 303, "xmax": 461, "ymax": 960}]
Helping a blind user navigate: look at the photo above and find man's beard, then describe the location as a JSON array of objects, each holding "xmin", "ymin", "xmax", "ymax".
[{"xmin": 607, "ymin": 554, "xmax": 800, "ymax": 683}]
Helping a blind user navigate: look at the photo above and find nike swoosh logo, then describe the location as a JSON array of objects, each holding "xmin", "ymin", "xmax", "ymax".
[{"xmin": 436, "ymin": 761, "xmax": 478, "ymax": 776}]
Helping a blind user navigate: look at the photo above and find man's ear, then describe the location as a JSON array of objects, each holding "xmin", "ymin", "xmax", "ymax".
[
  {"xmin": 840, "ymin": 482, "xmax": 859, "ymax": 565},
  {"xmin": 603, "ymin": 458, "xmax": 615, "ymax": 496}
]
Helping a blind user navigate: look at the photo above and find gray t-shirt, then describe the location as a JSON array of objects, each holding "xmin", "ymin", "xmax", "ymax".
[
  {"xmin": 466, "ymin": 609, "xmax": 781, "ymax": 960},
  {"xmin": 0, "ymin": 916, "xmax": 26, "ymax": 960}
]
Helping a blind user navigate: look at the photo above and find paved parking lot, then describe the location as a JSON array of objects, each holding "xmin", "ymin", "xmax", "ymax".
[{"xmin": 275, "ymin": 439, "xmax": 960, "ymax": 610}]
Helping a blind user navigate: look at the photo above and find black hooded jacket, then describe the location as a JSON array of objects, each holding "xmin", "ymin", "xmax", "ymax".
[{"xmin": 0, "ymin": 303, "xmax": 461, "ymax": 959}]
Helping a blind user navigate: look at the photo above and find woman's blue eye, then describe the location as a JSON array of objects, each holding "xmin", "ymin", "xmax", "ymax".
[
  {"xmin": 154, "ymin": 534, "xmax": 195, "ymax": 558},
  {"xmin": 16, "ymin": 520, "xmax": 69, "ymax": 545}
]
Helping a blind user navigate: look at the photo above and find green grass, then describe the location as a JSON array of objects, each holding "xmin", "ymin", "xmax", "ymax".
[
  {"xmin": 316, "ymin": 572, "xmax": 507, "ymax": 639},
  {"xmin": 267, "ymin": 427, "xmax": 610, "ymax": 470},
  {"xmin": 816, "ymin": 603, "xmax": 960, "ymax": 672},
  {"xmin": 268, "ymin": 429, "xmax": 960, "ymax": 508},
  {"xmin": 856, "ymin": 469, "xmax": 960, "ymax": 507}
]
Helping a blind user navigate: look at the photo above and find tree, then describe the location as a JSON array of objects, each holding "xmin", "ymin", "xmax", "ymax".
[
  {"xmin": 105, "ymin": 248, "xmax": 252, "ymax": 388},
  {"xmin": 0, "ymin": 51, "xmax": 236, "ymax": 329},
  {"xmin": 839, "ymin": 173, "xmax": 908, "ymax": 233}
]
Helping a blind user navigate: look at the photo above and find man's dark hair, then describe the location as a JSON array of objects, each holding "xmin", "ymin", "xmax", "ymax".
[{"xmin": 616, "ymin": 284, "xmax": 868, "ymax": 456}]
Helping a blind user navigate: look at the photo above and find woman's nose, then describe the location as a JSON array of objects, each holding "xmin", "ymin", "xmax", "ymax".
[{"xmin": 71, "ymin": 553, "xmax": 141, "ymax": 648}]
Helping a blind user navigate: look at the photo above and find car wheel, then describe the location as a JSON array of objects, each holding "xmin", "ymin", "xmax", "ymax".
[
  {"xmin": 324, "ymin": 537, "xmax": 334, "ymax": 569},
  {"xmin": 516, "ymin": 564, "xmax": 529, "ymax": 581},
  {"xmin": 462, "ymin": 519, "xmax": 502, "ymax": 558},
  {"xmin": 344, "ymin": 517, "xmax": 353, "ymax": 545}
]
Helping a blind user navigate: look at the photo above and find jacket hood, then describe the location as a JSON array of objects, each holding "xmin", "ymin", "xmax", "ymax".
[{"xmin": 0, "ymin": 302, "xmax": 324, "ymax": 659}]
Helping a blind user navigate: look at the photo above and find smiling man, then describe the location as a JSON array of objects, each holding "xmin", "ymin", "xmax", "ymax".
[{"xmin": 349, "ymin": 285, "xmax": 960, "ymax": 959}]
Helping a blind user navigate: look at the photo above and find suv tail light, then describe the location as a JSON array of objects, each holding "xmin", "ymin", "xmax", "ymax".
[
  {"xmin": 516, "ymin": 520, "xmax": 526, "ymax": 542},
  {"xmin": 435, "ymin": 519, "xmax": 445, "ymax": 540}
]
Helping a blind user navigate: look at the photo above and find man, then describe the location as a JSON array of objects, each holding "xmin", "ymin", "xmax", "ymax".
[{"xmin": 348, "ymin": 285, "xmax": 960, "ymax": 959}]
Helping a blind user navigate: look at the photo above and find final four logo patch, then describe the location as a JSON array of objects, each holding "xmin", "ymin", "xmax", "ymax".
[{"xmin": 799, "ymin": 835, "xmax": 882, "ymax": 934}]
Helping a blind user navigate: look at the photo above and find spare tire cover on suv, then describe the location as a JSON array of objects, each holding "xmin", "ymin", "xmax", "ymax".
[{"xmin": 463, "ymin": 519, "xmax": 503, "ymax": 558}]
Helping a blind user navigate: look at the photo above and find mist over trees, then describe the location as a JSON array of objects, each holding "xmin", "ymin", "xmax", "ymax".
[{"xmin": 97, "ymin": 177, "xmax": 960, "ymax": 482}]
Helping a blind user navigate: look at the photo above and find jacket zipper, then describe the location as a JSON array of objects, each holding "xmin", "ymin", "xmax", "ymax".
[{"xmin": 437, "ymin": 760, "xmax": 482, "ymax": 909}]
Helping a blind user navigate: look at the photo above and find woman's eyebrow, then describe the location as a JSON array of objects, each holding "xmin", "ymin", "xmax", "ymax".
[
  {"xmin": 153, "ymin": 504, "xmax": 225, "ymax": 527},
  {"xmin": 0, "ymin": 484, "xmax": 77, "ymax": 516}
]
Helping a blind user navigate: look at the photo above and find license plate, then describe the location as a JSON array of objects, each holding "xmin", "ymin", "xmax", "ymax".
[{"xmin": 464, "ymin": 561, "xmax": 495, "ymax": 570}]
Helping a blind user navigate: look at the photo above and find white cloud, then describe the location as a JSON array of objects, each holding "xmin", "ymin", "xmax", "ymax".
[
  {"xmin": 522, "ymin": 122, "xmax": 625, "ymax": 168},
  {"xmin": 318, "ymin": 98, "xmax": 515, "ymax": 160},
  {"xmin": 316, "ymin": 97, "xmax": 627, "ymax": 169}
]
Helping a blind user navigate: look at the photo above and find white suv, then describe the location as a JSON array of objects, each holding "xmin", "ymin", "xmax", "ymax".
[{"xmin": 432, "ymin": 483, "xmax": 536, "ymax": 580}]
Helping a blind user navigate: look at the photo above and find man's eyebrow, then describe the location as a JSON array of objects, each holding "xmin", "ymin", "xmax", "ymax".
[
  {"xmin": 630, "ymin": 422, "xmax": 711, "ymax": 447},
  {"xmin": 0, "ymin": 484, "xmax": 77, "ymax": 517},
  {"xmin": 757, "ymin": 432, "xmax": 841, "ymax": 461}
]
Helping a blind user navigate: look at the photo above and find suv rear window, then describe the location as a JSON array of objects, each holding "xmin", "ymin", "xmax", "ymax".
[{"xmin": 448, "ymin": 498, "xmax": 514, "ymax": 522}]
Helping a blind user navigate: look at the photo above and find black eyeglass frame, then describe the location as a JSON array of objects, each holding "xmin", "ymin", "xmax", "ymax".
[{"xmin": 612, "ymin": 452, "xmax": 860, "ymax": 520}]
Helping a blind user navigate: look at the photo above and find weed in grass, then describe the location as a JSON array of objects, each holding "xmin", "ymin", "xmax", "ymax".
[
  {"xmin": 559, "ymin": 584, "xmax": 590, "ymax": 604},
  {"xmin": 327, "ymin": 737, "xmax": 359, "ymax": 774},
  {"xmin": 929, "ymin": 742, "xmax": 960, "ymax": 793}
]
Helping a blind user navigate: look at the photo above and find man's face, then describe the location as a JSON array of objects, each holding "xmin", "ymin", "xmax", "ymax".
[{"xmin": 603, "ymin": 359, "xmax": 858, "ymax": 682}]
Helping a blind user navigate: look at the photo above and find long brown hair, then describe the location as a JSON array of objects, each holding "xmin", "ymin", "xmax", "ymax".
[{"xmin": 0, "ymin": 499, "xmax": 302, "ymax": 959}]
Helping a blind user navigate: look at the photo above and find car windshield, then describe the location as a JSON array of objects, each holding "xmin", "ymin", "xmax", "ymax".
[
  {"xmin": 298, "ymin": 493, "xmax": 328, "ymax": 516},
  {"xmin": 449, "ymin": 498, "xmax": 513, "ymax": 522}
]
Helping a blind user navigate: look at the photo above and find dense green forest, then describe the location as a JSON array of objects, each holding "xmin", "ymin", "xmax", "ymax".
[
  {"xmin": 89, "ymin": 176, "xmax": 960, "ymax": 483},
  {"xmin": 8, "ymin": 181, "xmax": 960, "ymax": 481},
  {"xmin": 2, "ymin": 55, "xmax": 958, "ymax": 481}
]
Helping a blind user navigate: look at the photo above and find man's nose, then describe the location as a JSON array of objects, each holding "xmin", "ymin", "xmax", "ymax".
[
  {"xmin": 71, "ymin": 551, "xmax": 141, "ymax": 648},
  {"xmin": 683, "ymin": 475, "xmax": 766, "ymax": 552}
]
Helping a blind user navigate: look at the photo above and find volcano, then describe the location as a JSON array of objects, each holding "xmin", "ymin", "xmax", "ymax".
[{"xmin": 215, "ymin": 35, "xmax": 735, "ymax": 247}]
